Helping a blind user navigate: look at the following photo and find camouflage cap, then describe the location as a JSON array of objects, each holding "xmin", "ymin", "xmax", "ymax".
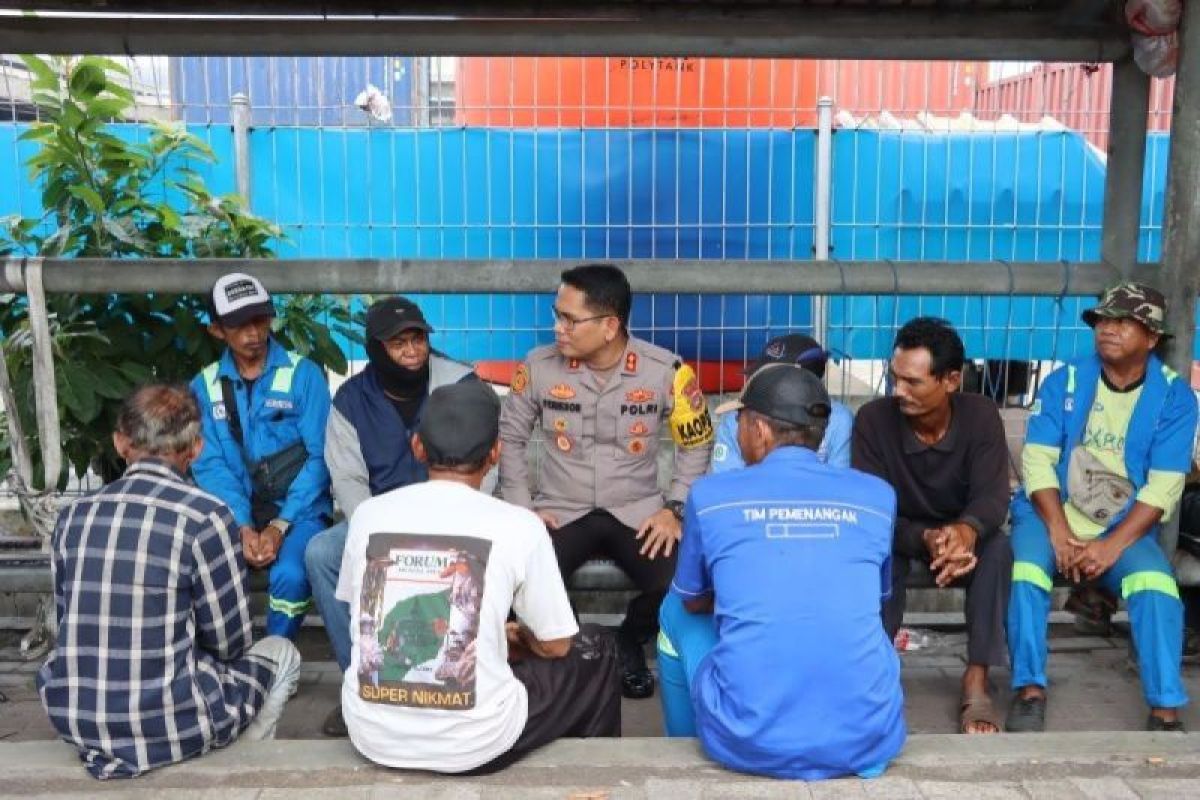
[{"xmin": 1081, "ymin": 282, "xmax": 1170, "ymax": 336}]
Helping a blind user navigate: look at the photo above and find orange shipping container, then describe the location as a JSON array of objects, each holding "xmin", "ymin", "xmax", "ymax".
[{"xmin": 455, "ymin": 57, "xmax": 821, "ymax": 128}]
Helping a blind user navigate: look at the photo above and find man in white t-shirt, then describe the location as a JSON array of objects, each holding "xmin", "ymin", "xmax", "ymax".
[{"xmin": 337, "ymin": 380, "xmax": 621, "ymax": 773}]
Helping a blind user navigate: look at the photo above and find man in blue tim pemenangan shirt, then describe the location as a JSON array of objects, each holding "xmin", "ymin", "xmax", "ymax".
[{"xmin": 657, "ymin": 363, "xmax": 906, "ymax": 780}]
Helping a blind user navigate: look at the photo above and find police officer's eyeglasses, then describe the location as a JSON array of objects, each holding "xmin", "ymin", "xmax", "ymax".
[{"xmin": 552, "ymin": 307, "xmax": 612, "ymax": 331}]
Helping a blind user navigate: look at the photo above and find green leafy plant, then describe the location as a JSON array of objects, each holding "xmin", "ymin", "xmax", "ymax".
[{"xmin": 1, "ymin": 55, "xmax": 359, "ymax": 486}]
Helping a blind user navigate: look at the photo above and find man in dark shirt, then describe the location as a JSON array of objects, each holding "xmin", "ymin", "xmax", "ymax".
[{"xmin": 852, "ymin": 317, "xmax": 1013, "ymax": 735}]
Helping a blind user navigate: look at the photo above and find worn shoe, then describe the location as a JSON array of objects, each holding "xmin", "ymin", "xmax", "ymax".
[
  {"xmin": 322, "ymin": 703, "xmax": 348, "ymax": 738},
  {"xmin": 1004, "ymin": 694, "xmax": 1046, "ymax": 733},
  {"xmin": 618, "ymin": 635, "xmax": 655, "ymax": 700},
  {"xmin": 1146, "ymin": 713, "xmax": 1186, "ymax": 732}
]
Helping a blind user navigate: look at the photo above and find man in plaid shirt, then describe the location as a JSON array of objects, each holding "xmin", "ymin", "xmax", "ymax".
[{"xmin": 37, "ymin": 384, "xmax": 302, "ymax": 779}]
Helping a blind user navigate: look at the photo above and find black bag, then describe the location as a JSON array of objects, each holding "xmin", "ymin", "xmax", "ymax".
[{"xmin": 220, "ymin": 377, "xmax": 308, "ymax": 529}]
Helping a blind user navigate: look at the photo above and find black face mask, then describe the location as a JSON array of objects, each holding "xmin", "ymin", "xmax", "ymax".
[{"xmin": 367, "ymin": 337, "xmax": 430, "ymax": 398}]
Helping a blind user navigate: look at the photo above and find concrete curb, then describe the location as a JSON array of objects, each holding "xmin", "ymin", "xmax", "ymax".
[{"xmin": 2, "ymin": 733, "xmax": 1199, "ymax": 795}]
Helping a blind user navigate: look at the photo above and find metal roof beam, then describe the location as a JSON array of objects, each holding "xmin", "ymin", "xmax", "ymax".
[
  {"xmin": 0, "ymin": 1, "xmax": 1079, "ymax": 16},
  {"xmin": 0, "ymin": 12, "xmax": 1127, "ymax": 61}
]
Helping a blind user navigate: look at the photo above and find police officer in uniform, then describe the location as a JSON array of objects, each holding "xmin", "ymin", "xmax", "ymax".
[{"xmin": 500, "ymin": 264, "xmax": 715, "ymax": 698}]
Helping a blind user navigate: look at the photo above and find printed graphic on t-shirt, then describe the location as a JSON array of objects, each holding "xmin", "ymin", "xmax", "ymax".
[{"xmin": 357, "ymin": 533, "xmax": 491, "ymax": 710}]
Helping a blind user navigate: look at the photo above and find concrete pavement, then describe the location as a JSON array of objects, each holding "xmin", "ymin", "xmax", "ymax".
[{"xmin": 1, "ymin": 733, "xmax": 1199, "ymax": 797}]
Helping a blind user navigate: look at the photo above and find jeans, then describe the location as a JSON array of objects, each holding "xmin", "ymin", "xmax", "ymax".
[{"xmin": 304, "ymin": 520, "xmax": 351, "ymax": 672}]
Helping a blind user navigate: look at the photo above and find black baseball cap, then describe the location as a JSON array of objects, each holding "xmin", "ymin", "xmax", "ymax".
[
  {"xmin": 366, "ymin": 296, "xmax": 433, "ymax": 341},
  {"xmin": 715, "ymin": 364, "xmax": 832, "ymax": 427},
  {"xmin": 417, "ymin": 380, "xmax": 501, "ymax": 465},
  {"xmin": 746, "ymin": 333, "xmax": 828, "ymax": 375}
]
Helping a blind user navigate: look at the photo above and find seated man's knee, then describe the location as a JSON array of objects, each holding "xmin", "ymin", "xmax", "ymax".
[
  {"xmin": 976, "ymin": 530, "xmax": 1014, "ymax": 569},
  {"xmin": 304, "ymin": 525, "xmax": 342, "ymax": 574},
  {"xmin": 270, "ymin": 554, "xmax": 310, "ymax": 596}
]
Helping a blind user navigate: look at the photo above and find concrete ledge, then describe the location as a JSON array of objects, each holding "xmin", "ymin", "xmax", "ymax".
[{"xmin": 4, "ymin": 733, "xmax": 1199, "ymax": 795}]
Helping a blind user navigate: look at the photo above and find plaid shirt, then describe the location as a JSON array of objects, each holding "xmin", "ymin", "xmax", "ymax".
[{"xmin": 37, "ymin": 459, "xmax": 273, "ymax": 779}]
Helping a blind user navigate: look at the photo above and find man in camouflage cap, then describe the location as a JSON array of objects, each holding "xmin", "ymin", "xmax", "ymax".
[
  {"xmin": 1081, "ymin": 282, "xmax": 1171, "ymax": 336},
  {"xmin": 1008, "ymin": 282, "xmax": 1196, "ymax": 732}
]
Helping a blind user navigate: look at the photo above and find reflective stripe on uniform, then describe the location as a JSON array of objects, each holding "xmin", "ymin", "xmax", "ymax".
[
  {"xmin": 270, "ymin": 351, "xmax": 303, "ymax": 393},
  {"xmin": 657, "ymin": 629, "xmax": 679, "ymax": 658},
  {"xmin": 1065, "ymin": 365, "xmax": 1076, "ymax": 394},
  {"xmin": 268, "ymin": 595, "xmax": 313, "ymax": 618},
  {"xmin": 1013, "ymin": 560, "xmax": 1053, "ymax": 592},
  {"xmin": 1120, "ymin": 570, "xmax": 1180, "ymax": 601},
  {"xmin": 203, "ymin": 351, "xmax": 302, "ymax": 400},
  {"xmin": 201, "ymin": 362, "xmax": 221, "ymax": 403}
]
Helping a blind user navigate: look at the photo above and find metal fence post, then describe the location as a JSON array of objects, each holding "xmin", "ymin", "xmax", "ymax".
[
  {"xmin": 232, "ymin": 92, "xmax": 252, "ymax": 207},
  {"xmin": 1101, "ymin": 58, "xmax": 1150, "ymax": 278},
  {"xmin": 813, "ymin": 96, "xmax": 834, "ymax": 354},
  {"xmin": 1160, "ymin": 0, "xmax": 1200, "ymax": 561}
]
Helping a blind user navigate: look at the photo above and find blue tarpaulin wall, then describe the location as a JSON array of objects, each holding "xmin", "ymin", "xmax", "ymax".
[
  {"xmin": 0, "ymin": 124, "xmax": 1180, "ymax": 362},
  {"xmin": 824, "ymin": 130, "xmax": 1169, "ymax": 361}
]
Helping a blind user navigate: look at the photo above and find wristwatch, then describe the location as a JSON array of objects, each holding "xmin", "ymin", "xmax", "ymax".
[
  {"xmin": 664, "ymin": 500, "xmax": 685, "ymax": 521},
  {"xmin": 269, "ymin": 518, "xmax": 291, "ymax": 536}
]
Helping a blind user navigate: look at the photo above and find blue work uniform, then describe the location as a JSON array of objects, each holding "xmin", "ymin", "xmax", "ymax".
[
  {"xmin": 190, "ymin": 338, "xmax": 332, "ymax": 639},
  {"xmin": 658, "ymin": 446, "xmax": 906, "ymax": 780},
  {"xmin": 1009, "ymin": 353, "xmax": 1196, "ymax": 709},
  {"xmin": 710, "ymin": 399, "xmax": 854, "ymax": 472}
]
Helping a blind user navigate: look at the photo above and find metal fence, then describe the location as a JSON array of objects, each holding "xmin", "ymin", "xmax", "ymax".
[{"xmin": 0, "ymin": 56, "xmax": 1182, "ymax": 491}]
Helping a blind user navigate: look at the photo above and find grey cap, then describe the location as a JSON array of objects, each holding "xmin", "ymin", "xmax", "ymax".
[
  {"xmin": 715, "ymin": 363, "xmax": 832, "ymax": 427},
  {"xmin": 417, "ymin": 380, "xmax": 501, "ymax": 465}
]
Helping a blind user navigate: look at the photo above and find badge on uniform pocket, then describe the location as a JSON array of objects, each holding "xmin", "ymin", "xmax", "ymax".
[
  {"xmin": 628, "ymin": 438, "xmax": 647, "ymax": 455},
  {"xmin": 555, "ymin": 432, "xmax": 573, "ymax": 452},
  {"xmin": 553, "ymin": 417, "xmax": 568, "ymax": 432},
  {"xmin": 629, "ymin": 421, "xmax": 650, "ymax": 437}
]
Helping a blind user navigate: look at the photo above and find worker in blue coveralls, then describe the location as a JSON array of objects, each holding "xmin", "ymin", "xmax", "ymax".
[
  {"xmin": 657, "ymin": 364, "xmax": 906, "ymax": 780},
  {"xmin": 1006, "ymin": 282, "xmax": 1196, "ymax": 733},
  {"xmin": 190, "ymin": 272, "xmax": 332, "ymax": 640},
  {"xmin": 709, "ymin": 333, "xmax": 852, "ymax": 472}
]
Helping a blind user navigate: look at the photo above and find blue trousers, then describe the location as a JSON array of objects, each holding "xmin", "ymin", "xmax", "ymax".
[
  {"xmin": 263, "ymin": 517, "xmax": 324, "ymax": 640},
  {"xmin": 1007, "ymin": 495, "xmax": 1188, "ymax": 709},
  {"xmin": 305, "ymin": 520, "xmax": 351, "ymax": 672},
  {"xmin": 656, "ymin": 593, "xmax": 889, "ymax": 779},
  {"xmin": 656, "ymin": 591, "xmax": 719, "ymax": 737}
]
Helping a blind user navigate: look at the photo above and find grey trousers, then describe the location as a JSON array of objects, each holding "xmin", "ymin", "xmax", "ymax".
[{"xmin": 882, "ymin": 528, "xmax": 1013, "ymax": 668}]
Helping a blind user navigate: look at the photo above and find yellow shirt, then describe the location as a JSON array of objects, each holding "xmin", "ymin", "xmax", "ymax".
[{"xmin": 1021, "ymin": 379, "xmax": 1185, "ymax": 539}]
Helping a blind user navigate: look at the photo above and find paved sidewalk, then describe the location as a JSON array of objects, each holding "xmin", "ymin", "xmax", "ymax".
[
  {"xmin": 4, "ymin": 625, "xmax": 1200, "ymax": 797},
  {"xmin": 4, "ymin": 627, "xmax": 1198, "ymax": 741},
  {"xmin": 2, "ymin": 733, "xmax": 1199, "ymax": 797}
]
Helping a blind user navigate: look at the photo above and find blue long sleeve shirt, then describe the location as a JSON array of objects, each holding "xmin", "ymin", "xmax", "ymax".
[{"xmin": 190, "ymin": 339, "xmax": 332, "ymax": 528}]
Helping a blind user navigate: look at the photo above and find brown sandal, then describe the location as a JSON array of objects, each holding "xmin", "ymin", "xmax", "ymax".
[{"xmin": 960, "ymin": 693, "xmax": 1001, "ymax": 734}]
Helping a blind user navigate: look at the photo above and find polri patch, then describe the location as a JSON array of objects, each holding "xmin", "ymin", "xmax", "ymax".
[{"xmin": 511, "ymin": 364, "xmax": 529, "ymax": 394}]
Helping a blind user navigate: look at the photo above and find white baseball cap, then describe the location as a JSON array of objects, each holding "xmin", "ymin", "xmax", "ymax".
[{"xmin": 210, "ymin": 272, "xmax": 275, "ymax": 327}]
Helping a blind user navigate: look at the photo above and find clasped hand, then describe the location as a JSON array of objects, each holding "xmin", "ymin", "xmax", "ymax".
[{"xmin": 924, "ymin": 523, "xmax": 979, "ymax": 587}]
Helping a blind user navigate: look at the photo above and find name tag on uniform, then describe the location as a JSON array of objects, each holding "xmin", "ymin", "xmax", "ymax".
[{"xmin": 265, "ymin": 398, "xmax": 294, "ymax": 410}]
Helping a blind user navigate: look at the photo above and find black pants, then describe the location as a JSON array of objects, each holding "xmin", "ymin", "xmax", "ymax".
[
  {"xmin": 552, "ymin": 510, "xmax": 676, "ymax": 644},
  {"xmin": 467, "ymin": 624, "xmax": 621, "ymax": 774},
  {"xmin": 882, "ymin": 529, "xmax": 1013, "ymax": 668}
]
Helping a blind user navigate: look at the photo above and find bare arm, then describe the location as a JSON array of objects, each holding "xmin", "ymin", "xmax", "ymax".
[{"xmin": 506, "ymin": 622, "xmax": 572, "ymax": 660}]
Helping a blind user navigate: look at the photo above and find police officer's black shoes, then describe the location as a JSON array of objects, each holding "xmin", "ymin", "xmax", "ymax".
[{"xmin": 618, "ymin": 635, "xmax": 655, "ymax": 700}]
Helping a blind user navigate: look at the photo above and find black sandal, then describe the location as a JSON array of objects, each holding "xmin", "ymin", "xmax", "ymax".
[
  {"xmin": 1005, "ymin": 694, "xmax": 1046, "ymax": 733},
  {"xmin": 1146, "ymin": 713, "xmax": 1186, "ymax": 732}
]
